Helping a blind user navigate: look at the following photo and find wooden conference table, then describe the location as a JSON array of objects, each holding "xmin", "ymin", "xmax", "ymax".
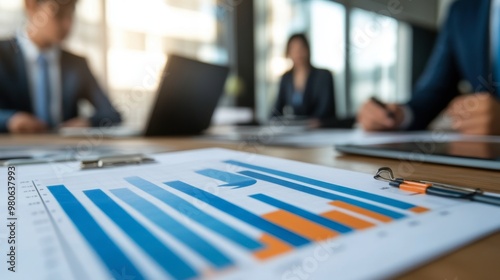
[{"xmin": 1, "ymin": 133, "xmax": 499, "ymax": 279}]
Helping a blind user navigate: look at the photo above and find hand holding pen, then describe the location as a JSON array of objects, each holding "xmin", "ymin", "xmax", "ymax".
[{"xmin": 357, "ymin": 97, "xmax": 405, "ymax": 131}]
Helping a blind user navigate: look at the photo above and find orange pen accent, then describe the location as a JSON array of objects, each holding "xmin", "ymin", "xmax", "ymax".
[
  {"xmin": 262, "ymin": 210, "xmax": 339, "ymax": 241},
  {"xmin": 253, "ymin": 234, "xmax": 292, "ymax": 260},
  {"xmin": 329, "ymin": 201, "xmax": 392, "ymax": 223},
  {"xmin": 321, "ymin": 210, "xmax": 375, "ymax": 230},
  {"xmin": 399, "ymin": 181, "xmax": 432, "ymax": 194}
]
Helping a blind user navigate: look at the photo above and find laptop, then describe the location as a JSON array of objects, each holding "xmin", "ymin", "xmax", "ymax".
[
  {"xmin": 60, "ymin": 54, "xmax": 229, "ymax": 137},
  {"xmin": 336, "ymin": 141, "xmax": 500, "ymax": 171}
]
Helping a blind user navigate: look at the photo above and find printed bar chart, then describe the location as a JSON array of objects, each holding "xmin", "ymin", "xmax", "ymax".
[
  {"xmin": 44, "ymin": 155, "xmax": 437, "ymax": 279},
  {"xmin": 12, "ymin": 149, "xmax": 500, "ymax": 280}
]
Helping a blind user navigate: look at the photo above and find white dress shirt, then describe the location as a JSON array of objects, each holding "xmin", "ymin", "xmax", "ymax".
[{"xmin": 16, "ymin": 28, "xmax": 62, "ymax": 126}]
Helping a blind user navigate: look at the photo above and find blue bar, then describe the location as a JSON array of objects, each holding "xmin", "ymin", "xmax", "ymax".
[
  {"xmin": 84, "ymin": 189, "xmax": 197, "ymax": 280},
  {"xmin": 124, "ymin": 176, "xmax": 262, "ymax": 250},
  {"xmin": 48, "ymin": 185, "xmax": 144, "ymax": 280},
  {"xmin": 110, "ymin": 188, "xmax": 233, "ymax": 269},
  {"xmin": 250, "ymin": 194, "xmax": 353, "ymax": 234},
  {"xmin": 225, "ymin": 160, "xmax": 417, "ymax": 210},
  {"xmin": 196, "ymin": 169, "xmax": 256, "ymax": 188},
  {"xmin": 165, "ymin": 180, "xmax": 311, "ymax": 247},
  {"xmin": 240, "ymin": 171, "xmax": 406, "ymax": 220}
]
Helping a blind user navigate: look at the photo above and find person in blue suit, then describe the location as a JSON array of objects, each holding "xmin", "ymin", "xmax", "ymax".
[
  {"xmin": 357, "ymin": 0, "xmax": 500, "ymax": 135},
  {"xmin": 0, "ymin": 0, "xmax": 121, "ymax": 134}
]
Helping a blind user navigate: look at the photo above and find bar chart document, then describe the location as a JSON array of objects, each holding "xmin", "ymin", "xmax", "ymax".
[{"xmin": 1, "ymin": 148, "xmax": 500, "ymax": 280}]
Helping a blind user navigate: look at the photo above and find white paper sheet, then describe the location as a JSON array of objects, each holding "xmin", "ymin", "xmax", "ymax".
[{"xmin": 1, "ymin": 148, "xmax": 499, "ymax": 280}]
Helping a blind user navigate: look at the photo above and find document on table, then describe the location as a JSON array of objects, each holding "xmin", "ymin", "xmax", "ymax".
[{"xmin": 1, "ymin": 148, "xmax": 499, "ymax": 280}]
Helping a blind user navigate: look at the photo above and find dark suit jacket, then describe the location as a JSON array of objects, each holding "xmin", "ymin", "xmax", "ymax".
[
  {"xmin": 0, "ymin": 38, "xmax": 121, "ymax": 132},
  {"xmin": 407, "ymin": 0, "xmax": 496, "ymax": 130},
  {"xmin": 273, "ymin": 67, "xmax": 336, "ymax": 124}
]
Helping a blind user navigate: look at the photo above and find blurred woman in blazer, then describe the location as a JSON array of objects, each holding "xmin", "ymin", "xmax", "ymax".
[{"xmin": 272, "ymin": 33, "xmax": 337, "ymax": 128}]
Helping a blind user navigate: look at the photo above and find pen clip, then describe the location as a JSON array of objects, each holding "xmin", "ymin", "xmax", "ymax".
[
  {"xmin": 374, "ymin": 167, "xmax": 484, "ymax": 197},
  {"xmin": 374, "ymin": 167, "xmax": 396, "ymax": 182},
  {"xmin": 81, "ymin": 154, "xmax": 155, "ymax": 170}
]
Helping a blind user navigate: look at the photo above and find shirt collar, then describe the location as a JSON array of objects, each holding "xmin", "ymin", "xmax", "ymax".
[{"xmin": 16, "ymin": 27, "xmax": 60, "ymax": 63}]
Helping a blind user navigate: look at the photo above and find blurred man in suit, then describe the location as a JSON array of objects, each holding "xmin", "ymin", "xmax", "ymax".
[
  {"xmin": 0, "ymin": 0, "xmax": 121, "ymax": 133},
  {"xmin": 357, "ymin": 0, "xmax": 500, "ymax": 135}
]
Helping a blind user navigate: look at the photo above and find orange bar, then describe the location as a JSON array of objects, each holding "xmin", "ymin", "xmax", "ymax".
[
  {"xmin": 321, "ymin": 210, "xmax": 375, "ymax": 230},
  {"xmin": 263, "ymin": 210, "xmax": 339, "ymax": 241},
  {"xmin": 253, "ymin": 234, "xmax": 292, "ymax": 260},
  {"xmin": 329, "ymin": 201, "xmax": 392, "ymax": 223},
  {"xmin": 409, "ymin": 206, "xmax": 429, "ymax": 213}
]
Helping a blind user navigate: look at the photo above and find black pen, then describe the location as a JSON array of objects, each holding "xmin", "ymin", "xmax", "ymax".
[
  {"xmin": 370, "ymin": 97, "xmax": 396, "ymax": 120},
  {"xmin": 374, "ymin": 167, "xmax": 500, "ymax": 207}
]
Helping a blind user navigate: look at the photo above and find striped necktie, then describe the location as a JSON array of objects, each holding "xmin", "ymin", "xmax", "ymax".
[{"xmin": 36, "ymin": 54, "xmax": 53, "ymax": 127}]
